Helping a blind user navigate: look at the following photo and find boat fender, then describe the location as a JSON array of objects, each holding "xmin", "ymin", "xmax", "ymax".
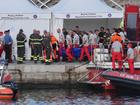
[
  {"xmin": 3, "ymin": 74, "xmax": 12, "ymax": 83},
  {"xmin": 105, "ymin": 80, "xmax": 110, "ymax": 86}
]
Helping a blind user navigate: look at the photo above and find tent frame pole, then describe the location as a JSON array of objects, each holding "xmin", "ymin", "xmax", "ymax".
[
  {"xmin": 29, "ymin": 0, "xmax": 40, "ymax": 7},
  {"xmin": 37, "ymin": 0, "xmax": 51, "ymax": 8},
  {"xmin": 109, "ymin": 0, "xmax": 124, "ymax": 10},
  {"xmin": 29, "ymin": 0, "xmax": 50, "ymax": 9}
]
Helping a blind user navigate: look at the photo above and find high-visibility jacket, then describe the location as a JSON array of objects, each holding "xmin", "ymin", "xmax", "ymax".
[
  {"xmin": 29, "ymin": 34, "xmax": 42, "ymax": 45},
  {"xmin": 111, "ymin": 34, "xmax": 122, "ymax": 43},
  {"xmin": 16, "ymin": 33, "xmax": 27, "ymax": 47},
  {"xmin": 42, "ymin": 35, "xmax": 51, "ymax": 48},
  {"xmin": 51, "ymin": 35, "xmax": 58, "ymax": 44}
]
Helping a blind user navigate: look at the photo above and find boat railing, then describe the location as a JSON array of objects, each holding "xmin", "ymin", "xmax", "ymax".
[
  {"xmin": 94, "ymin": 41, "xmax": 140, "ymax": 63},
  {"xmin": 77, "ymin": 44, "xmax": 107, "ymax": 83}
]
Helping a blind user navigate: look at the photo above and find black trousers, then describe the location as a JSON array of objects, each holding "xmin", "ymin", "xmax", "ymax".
[
  {"xmin": 17, "ymin": 47, "xmax": 24, "ymax": 62},
  {"xmin": 31, "ymin": 47, "xmax": 34, "ymax": 60},
  {"xmin": 34, "ymin": 44, "xmax": 42, "ymax": 60},
  {"xmin": 4, "ymin": 44, "xmax": 12, "ymax": 62},
  {"xmin": 45, "ymin": 47, "xmax": 51, "ymax": 60},
  {"xmin": 23, "ymin": 46, "xmax": 25, "ymax": 60}
]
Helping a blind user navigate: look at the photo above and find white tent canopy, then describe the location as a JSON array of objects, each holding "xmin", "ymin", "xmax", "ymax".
[
  {"xmin": 0, "ymin": 0, "xmax": 46, "ymax": 13},
  {"xmin": 0, "ymin": 0, "xmax": 51, "ymax": 60},
  {"xmin": 50, "ymin": 0, "xmax": 123, "ymax": 39},
  {"xmin": 0, "ymin": 0, "xmax": 51, "ymax": 20},
  {"xmin": 51, "ymin": 0, "xmax": 123, "ymax": 19}
]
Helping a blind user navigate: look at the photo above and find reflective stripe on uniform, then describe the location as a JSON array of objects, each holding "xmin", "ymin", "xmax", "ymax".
[
  {"xmin": 32, "ymin": 43, "xmax": 41, "ymax": 45},
  {"xmin": 39, "ymin": 57, "xmax": 43, "ymax": 61},
  {"xmin": 34, "ymin": 57, "xmax": 37, "ymax": 60},
  {"xmin": 17, "ymin": 41, "xmax": 25, "ymax": 43},
  {"xmin": 30, "ymin": 38, "xmax": 42, "ymax": 41},
  {"xmin": 17, "ymin": 57, "xmax": 23, "ymax": 61},
  {"xmin": 46, "ymin": 59, "xmax": 51, "ymax": 62},
  {"xmin": 17, "ymin": 45, "xmax": 24, "ymax": 47}
]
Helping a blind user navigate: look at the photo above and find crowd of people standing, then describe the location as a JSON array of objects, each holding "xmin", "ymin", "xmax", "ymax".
[{"xmin": 0, "ymin": 26, "xmax": 135, "ymax": 74}]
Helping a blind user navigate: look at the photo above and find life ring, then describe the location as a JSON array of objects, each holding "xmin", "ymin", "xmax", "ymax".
[{"xmin": 3, "ymin": 73, "xmax": 12, "ymax": 83}]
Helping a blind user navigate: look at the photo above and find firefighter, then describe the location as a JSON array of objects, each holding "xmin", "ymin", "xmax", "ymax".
[
  {"xmin": 50, "ymin": 33, "xmax": 58, "ymax": 62},
  {"xmin": 29, "ymin": 30, "xmax": 36, "ymax": 61},
  {"xmin": 126, "ymin": 43, "xmax": 135, "ymax": 74},
  {"xmin": 66, "ymin": 31, "xmax": 73, "ymax": 62},
  {"xmin": 42, "ymin": 31, "xmax": 52, "ymax": 65},
  {"xmin": 29, "ymin": 30, "xmax": 43, "ymax": 63},
  {"xmin": 36, "ymin": 30, "xmax": 43, "ymax": 62},
  {"xmin": 111, "ymin": 39, "xmax": 123, "ymax": 70},
  {"xmin": 80, "ymin": 32, "xmax": 91, "ymax": 62},
  {"xmin": 16, "ymin": 29, "xmax": 27, "ymax": 64},
  {"xmin": 3, "ymin": 30, "xmax": 13, "ymax": 63},
  {"xmin": 73, "ymin": 31, "xmax": 80, "ymax": 48}
]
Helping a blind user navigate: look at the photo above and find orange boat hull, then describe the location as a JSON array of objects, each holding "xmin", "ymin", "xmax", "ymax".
[{"xmin": 0, "ymin": 87, "xmax": 14, "ymax": 100}]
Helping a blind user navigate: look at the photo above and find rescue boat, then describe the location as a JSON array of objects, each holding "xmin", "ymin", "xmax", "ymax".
[
  {"xmin": 102, "ymin": 70, "xmax": 140, "ymax": 90},
  {"xmin": 0, "ymin": 61, "xmax": 18, "ymax": 100},
  {"xmin": 80, "ymin": 46, "xmax": 140, "ymax": 90},
  {"xmin": 100, "ymin": 43, "xmax": 140, "ymax": 90}
]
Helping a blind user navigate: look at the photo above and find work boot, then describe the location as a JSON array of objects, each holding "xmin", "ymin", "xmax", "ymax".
[
  {"xmin": 46, "ymin": 62, "xmax": 51, "ymax": 65},
  {"xmin": 41, "ymin": 60, "xmax": 44, "ymax": 63},
  {"xmin": 30, "ymin": 58, "xmax": 33, "ymax": 61},
  {"xmin": 23, "ymin": 57, "xmax": 26, "ymax": 61},
  {"xmin": 17, "ymin": 61, "xmax": 23, "ymax": 64},
  {"xmin": 53, "ymin": 59, "xmax": 57, "ymax": 62}
]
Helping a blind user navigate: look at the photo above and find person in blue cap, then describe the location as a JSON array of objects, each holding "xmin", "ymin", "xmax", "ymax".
[{"xmin": 3, "ymin": 30, "xmax": 13, "ymax": 63}]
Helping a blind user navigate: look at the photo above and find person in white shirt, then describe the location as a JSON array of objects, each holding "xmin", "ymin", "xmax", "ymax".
[
  {"xmin": 57, "ymin": 28, "xmax": 65, "ymax": 60},
  {"xmin": 89, "ymin": 30, "xmax": 99, "ymax": 46},
  {"xmin": 118, "ymin": 28, "xmax": 126, "ymax": 43},
  {"xmin": 66, "ymin": 31, "xmax": 72, "ymax": 46},
  {"xmin": 126, "ymin": 43, "xmax": 135, "ymax": 74},
  {"xmin": 80, "ymin": 32, "xmax": 90, "ymax": 61},
  {"xmin": 88, "ymin": 30, "xmax": 99, "ymax": 61},
  {"xmin": 57, "ymin": 28, "xmax": 65, "ymax": 46},
  {"xmin": 73, "ymin": 31, "xmax": 80, "ymax": 48},
  {"xmin": 111, "ymin": 39, "xmax": 123, "ymax": 70},
  {"xmin": 89, "ymin": 31, "xmax": 97, "ymax": 48},
  {"xmin": 82, "ymin": 33, "xmax": 89, "ymax": 46},
  {"xmin": 66, "ymin": 31, "xmax": 73, "ymax": 62}
]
